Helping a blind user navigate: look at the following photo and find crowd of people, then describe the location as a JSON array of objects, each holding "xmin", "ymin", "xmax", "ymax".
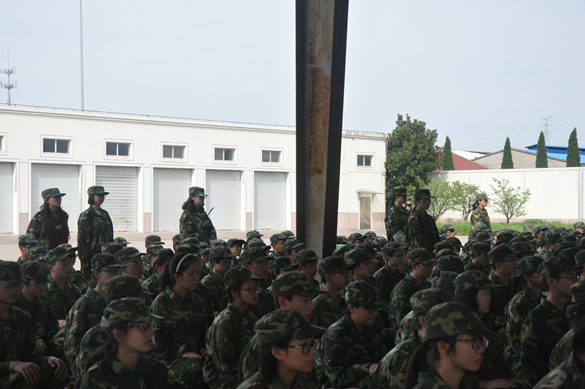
[{"xmin": 1, "ymin": 183, "xmax": 585, "ymax": 389}]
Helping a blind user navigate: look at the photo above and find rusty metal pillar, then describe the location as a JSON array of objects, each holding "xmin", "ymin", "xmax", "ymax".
[{"xmin": 296, "ymin": 0, "xmax": 349, "ymax": 258}]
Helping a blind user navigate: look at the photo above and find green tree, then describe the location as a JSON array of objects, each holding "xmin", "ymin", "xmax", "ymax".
[
  {"xmin": 501, "ymin": 137, "xmax": 514, "ymax": 169},
  {"xmin": 535, "ymin": 131, "xmax": 548, "ymax": 168},
  {"xmin": 489, "ymin": 178, "xmax": 531, "ymax": 224},
  {"xmin": 449, "ymin": 181, "xmax": 481, "ymax": 221},
  {"xmin": 441, "ymin": 136, "xmax": 455, "ymax": 170},
  {"xmin": 427, "ymin": 181, "xmax": 453, "ymax": 221},
  {"xmin": 385, "ymin": 114, "xmax": 443, "ymax": 201},
  {"xmin": 567, "ymin": 128, "xmax": 580, "ymax": 167}
]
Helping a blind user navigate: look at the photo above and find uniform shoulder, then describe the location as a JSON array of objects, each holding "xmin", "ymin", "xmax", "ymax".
[
  {"xmin": 236, "ymin": 372, "xmax": 267, "ymax": 389},
  {"xmin": 11, "ymin": 306, "xmax": 32, "ymax": 323}
]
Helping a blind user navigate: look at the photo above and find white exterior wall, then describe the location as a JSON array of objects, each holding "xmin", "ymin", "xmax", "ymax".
[{"xmin": 0, "ymin": 106, "xmax": 387, "ymax": 234}]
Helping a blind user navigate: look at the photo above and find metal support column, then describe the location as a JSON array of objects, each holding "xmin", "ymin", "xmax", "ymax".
[{"xmin": 296, "ymin": 0, "xmax": 349, "ymax": 258}]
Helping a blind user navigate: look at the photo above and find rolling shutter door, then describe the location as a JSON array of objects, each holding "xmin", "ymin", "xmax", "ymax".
[
  {"xmin": 205, "ymin": 170, "xmax": 240, "ymax": 230},
  {"xmin": 31, "ymin": 164, "xmax": 81, "ymax": 230},
  {"xmin": 96, "ymin": 166, "xmax": 138, "ymax": 232},
  {"xmin": 254, "ymin": 172, "xmax": 286, "ymax": 230},
  {"xmin": 0, "ymin": 163, "xmax": 13, "ymax": 233},
  {"xmin": 153, "ymin": 168, "xmax": 191, "ymax": 232}
]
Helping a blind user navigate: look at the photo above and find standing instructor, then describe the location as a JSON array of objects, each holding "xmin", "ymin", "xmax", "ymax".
[{"xmin": 180, "ymin": 186, "xmax": 217, "ymax": 245}]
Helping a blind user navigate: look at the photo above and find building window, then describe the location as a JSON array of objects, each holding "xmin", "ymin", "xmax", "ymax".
[
  {"xmin": 357, "ymin": 154, "xmax": 372, "ymax": 167},
  {"xmin": 163, "ymin": 145, "xmax": 185, "ymax": 159},
  {"xmin": 106, "ymin": 142, "xmax": 131, "ymax": 156},
  {"xmin": 0, "ymin": 135, "xmax": 4, "ymax": 152},
  {"xmin": 43, "ymin": 138, "xmax": 70, "ymax": 154},
  {"xmin": 262, "ymin": 150, "xmax": 281, "ymax": 163},
  {"xmin": 215, "ymin": 148, "xmax": 235, "ymax": 161}
]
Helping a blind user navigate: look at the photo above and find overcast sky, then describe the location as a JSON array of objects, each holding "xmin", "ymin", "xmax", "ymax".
[{"xmin": 1, "ymin": 1, "xmax": 583, "ymax": 152}]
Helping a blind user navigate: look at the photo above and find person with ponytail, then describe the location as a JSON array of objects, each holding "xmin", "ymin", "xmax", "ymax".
[
  {"xmin": 150, "ymin": 252, "xmax": 208, "ymax": 388},
  {"xmin": 385, "ymin": 186, "xmax": 409, "ymax": 241},
  {"xmin": 179, "ymin": 186, "xmax": 217, "ymax": 245},
  {"xmin": 27, "ymin": 188, "xmax": 70, "ymax": 249},
  {"xmin": 79, "ymin": 297, "xmax": 169, "ymax": 388},
  {"xmin": 471, "ymin": 193, "xmax": 491, "ymax": 232}
]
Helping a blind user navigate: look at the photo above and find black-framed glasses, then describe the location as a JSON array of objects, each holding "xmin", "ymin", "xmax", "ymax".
[
  {"xmin": 457, "ymin": 337, "xmax": 488, "ymax": 350},
  {"xmin": 559, "ymin": 275, "xmax": 579, "ymax": 282},
  {"xmin": 127, "ymin": 321, "xmax": 157, "ymax": 334},
  {"xmin": 286, "ymin": 339, "xmax": 319, "ymax": 355},
  {"xmin": 217, "ymin": 259, "xmax": 235, "ymax": 266},
  {"xmin": 329, "ymin": 270, "xmax": 350, "ymax": 277},
  {"xmin": 101, "ymin": 268, "xmax": 122, "ymax": 276},
  {"xmin": 416, "ymin": 262, "xmax": 435, "ymax": 268},
  {"xmin": 241, "ymin": 287, "xmax": 261, "ymax": 294},
  {"xmin": 363, "ymin": 307, "xmax": 382, "ymax": 315}
]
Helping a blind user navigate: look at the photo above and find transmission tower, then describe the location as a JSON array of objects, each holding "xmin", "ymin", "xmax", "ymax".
[
  {"xmin": 0, "ymin": 53, "xmax": 17, "ymax": 106},
  {"xmin": 541, "ymin": 116, "xmax": 553, "ymax": 144}
]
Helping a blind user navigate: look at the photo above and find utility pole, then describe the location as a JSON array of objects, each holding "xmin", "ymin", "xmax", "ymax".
[
  {"xmin": 0, "ymin": 53, "xmax": 17, "ymax": 106},
  {"xmin": 541, "ymin": 116, "xmax": 553, "ymax": 144}
]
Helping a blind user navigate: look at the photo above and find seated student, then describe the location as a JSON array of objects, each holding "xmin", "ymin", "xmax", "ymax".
[
  {"xmin": 0, "ymin": 260, "xmax": 69, "ymax": 388},
  {"xmin": 236, "ymin": 309, "xmax": 325, "ymax": 389},
  {"xmin": 283, "ymin": 240, "xmax": 304, "ymax": 264},
  {"xmin": 116, "ymin": 247, "xmax": 145, "ymax": 280},
  {"xmin": 269, "ymin": 233, "xmax": 287, "ymax": 259},
  {"xmin": 79, "ymin": 298, "xmax": 170, "ymax": 388},
  {"xmin": 465, "ymin": 242, "xmax": 491, "ymax": 273},
  {"xmin": 172, "ymin": 233, "xmax": 187, "ymax": 252},
  {"xmin": 296, "ymin": 249, "xmax": 320, "ymax": 288},
  {"xmin": 268, "ymin": 256, "xmax": 298, "ymax": 281},
  {"xmin": 59, "ymin": 244, "xmax": 89, "ymax": 295},
  {"xmin": 113, "ymin": 237, "xmax": 130, "ymax": 246},
  {"xmin": 373, "ymin": 242, "xmax": 408, "ymax": 305},
  {"xmin": 201, "ymin": 246, "xmax": 235, "ymax": 316},
  {"xmin": 243, "ymin": 247, "xmax": 275, "ymax": 320},
  {"xmin": 227, "ymin": 239, "xmax": 245, "ymax": 264},
  {"xmin": 143, "ymin": 244, "xmax": 163, "ymax": 279},
  {"xmin": 28, "ymin": 246, "xmax": 48, "ymax": 263},
  {"xmin": 43, "ymin": 246, "xmax": 81, "ymax": 324},
  {"xmin": 141, "ymin": 248, "xmax": 173, "ymax": 305},
  {"xmin": 311, "ymin": 256, "xmax": 353, "ymax": 328},
  {"xmin": 17, "ymin": 234, "xmax": 39, "ymax": 265}
]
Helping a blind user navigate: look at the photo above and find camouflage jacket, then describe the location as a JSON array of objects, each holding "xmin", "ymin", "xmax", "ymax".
[
  {"xmin": 236, "ymin": 371, "xmax": 317, "ymax": 389},
  {"xmin": 550, "ymin": 328, "xmax": 574, "ymax": 371},
  {"xmin": 373, "ymin": 264, "xmax": 405, "ymax": 304},
  {"xmin": 43, "ymin": 276, "xmax": 81, "ymax": 320},
  {"xmin": 14, "ymin": 293, "xmax": 60, "ymax": 345},
  {"xmin": 71, "ymin": 270, "xmax": 89, "ymax": 295},
  {"xmin": 470, "ymin": 207, "xmax": 491, "ymax": 231},
  {"xmin": 204, "ymin": 303, "xmax": 257, "ymax": 389},
  {"xmin": 64, "ymin": 288, "xmax": 107, "ymax": 368},
  {"xmin": 26, "ymin": 210, "xmax": 70, "ymax": 249},
  {"xmin": 389, "ymin": 274, "xmax": 431, "ymax": 328},
  {"xmin": 319, "ymin": 314, "xmax": 383, "ymax": 389},
  {"xmin": 77, "ymin": 206, "xmax": 114, "ymax": 278},
  {"xmin": 238, "ymin": 333, "xmax": 260, "ymax": 382},
  {"xmin": 195, "ymin": 282, "xmax": 217, "ymax": 327},
  {"xmin": 385, "ymin": 204, "xmax": 409, "ymax": 240},
  {"xmin": 75, "ymin": 323, "xmax": 108, "ymax": 381},
  {"xmin": 519, "ymin": 299, "xmax": 571, "ymax": 383},
  {"xmin": 150, "ymin": 287, "xmax": 208, "ymax": 364},
  {"xmin": 488, "ymin": 272, "xmax": 514, "ymax": 332},
  {"xmin": 201, "ymin": 271, "xmax": 226, "ymax": 316},
  {"xmin": 247, "ymin": 287, "xmax": 275, "ymax": 320},
  {"xmin": 406, "ymin": 207, "xmax": 440, "ymax": 252},
  {"xmin": 370, "ymin": 336, "xmax": 422, "ymax": 389},
  {"xmin": 311, "ymin": 291, "xmax": 344, "ymax": 329},
  {"xmin": 80, "ymin": 354, "xmax": 170, "ymax": 389},
  {"xmin": 534, "ymin": 352, "xmax": 584, "ymax": 389},
  {"xmin": 141, "ymin": 273, "xmax": 159, "ymax": 306},
  {"xmin": 414, "ymin": 371, "xmax": 470, "ymax": 389},
  {"xmin": 504, "ymin": 287, "xmax": 542, "ymax": 375},
  {"xmin": 395, "ymin": 310, "xmax": 417, "ymax": 345},
  {"xmin": 179, "ymin": 208, "xmax": 217, "ymax": 245},
  {"xmin": 464, "ymin": 260, "xmax": 489, "ymax": 274}
]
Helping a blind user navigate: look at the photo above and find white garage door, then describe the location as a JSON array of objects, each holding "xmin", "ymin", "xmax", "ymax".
[
  {"xmin": 31, "ymin": 164, "xmax": 81, "ymax": 230},
  {"xmin": 205, "ymin": 170, "xmax": 240, "ymax": 230},
  {"xmin": 96, "ymin": 166, "xmax": 138, "ymax": 232},
  {"xmin": 0, "ymin": 163, "xmax": 13, "ymax": 233},
  {"xmin": 254, "ymin": 172, "xmax": 286, "ymax": 230},
  {"xmin": 153, "ymin": 168, "xmax": 191, "ymax": 232}
]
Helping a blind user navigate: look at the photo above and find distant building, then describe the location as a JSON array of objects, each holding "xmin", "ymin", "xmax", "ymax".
[
  {"xmin": 524, "ymin": 144, "xmax": 585, "ymax": 164},
  {"xmin": 472, "ymin": 147, "xmax": 566, "ymax": 169},
  {"xmin": 437, "ymin": 152, "xmax": 488, "ymax": 171}
]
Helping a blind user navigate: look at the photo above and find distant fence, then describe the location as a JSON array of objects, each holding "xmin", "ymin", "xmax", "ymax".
[{"xmin": 432, "ymin": 167, "xmax": 584, "ymax": 223}]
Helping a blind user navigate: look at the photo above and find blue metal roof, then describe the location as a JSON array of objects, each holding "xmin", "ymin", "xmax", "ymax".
[{"xmin": 524, "ymin": 144, "xmax": 585, "ymax": 164}]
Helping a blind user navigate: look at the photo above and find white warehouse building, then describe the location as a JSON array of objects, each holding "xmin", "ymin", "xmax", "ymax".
[{"xmin": 0, "ymin": 106, "xmax": 387, "ymax": 235}]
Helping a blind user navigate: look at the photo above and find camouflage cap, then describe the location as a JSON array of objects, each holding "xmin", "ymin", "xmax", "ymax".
[
  {"xmin": 113, "ymin": 237, "xmax": 130, "ymax": 246},
  {"xmin": 344, "ymin": 281, "xmax": 384, "ymax": 310},
  {"xmin": 242, "ymin": 247, "xmax": 270, "ymax": 264},
  {"xmin": 454, "ymin": 270, "xmax": 497, "ymax": 294},
  {"xmin": 0, "ymin": 261, "xmax": 25, "ymax": 287},
  {"xmin": 281, "ymin": 230, "xmax": 296, "ymax": 239},
  {"xmin": 102, "ymin": 297, "xmax": 162, "ymax": 328},
  {"xmin": 198, "ymin": 242, "xmax": 210, "ymax": 254},
  {"xmin": 561, "ymin": 248, "xmax": 579, "ymax": 263},
  {"xmin": 246, "ymin": 230, "xmax": 263, "ymax": 241},
  {"xmin": 424, "ymin": 302, "xmax": 493, "ymax": 340},
  {"xmin": 435, "ymin": 271, "xmax": 458, "ymax": 294},
  {"xmin": 347, "ymin": 232, "xmax": 364, "ymax": 244},
  {"xmin": 318, "ymin": 256, "xmax": 354, "ymax": 278},
  {"xmin": 20, "ymin": 260, "xmax": 50, "ymax": 283},
  {"xmin": 153, "ymin": 248, "xmax": 174, "ymax": 266},
  {"xmin": 46, "ymin": 246, "xmax": 74, "ymax": 265},
  {"xmin": 382, "ymin": 241, "xmax": 408, "ymax": 257},
  {"xmin": 211, "ymin": 239, "xmax": 228, "ymax": 248},
  {"xmin": 116, "ymin": 247, "xmax": 144, "ymax": 264},
  {"xmin": 146, "ymin": 244, "xmax": 164, "ymax": 257},
  {"xmin": 547, "ymin": 232, "xmax": 562, "ymax": 245},
  {"xmin": 576, "ymin": 250, "xmax": 585, "ymax": 267},
  {"xmin": 414, "ymin": 188, "xmax": 435, "ymax": 199},
  {"xmin": 392, "ymin": 186, "xmax": 407, "ymax": 197},
  {"xmin": 410, "ymin": 288, "xmax": 454, "ymax": 317},
  {"xmin": 434, "ymin": 241, "xmax": 454, "ymax": 253},
  {"xmin": 42, "ymin": 188, "xmax": 66, "ymax": 200},
  {"xmin": 28, "ymin": 246, "xmax": 48, "ymax": 261},
  {"xmin": 345, "ymin": 247, "xmax": 377, "ymax": 266},
  {"xmin": 182, "ymin": 237, "xmax": 200, "ymax": 245},
  {"xmin": 175, "ymin": 243, "xmax": 200, "ymax": 256},
  {"xmin": 475, "ymin": 193, "xmax": 489, "ymax": 201},
  {"xmin": 407, "ymin": 248, "xmax": 434, "ymax": 264},
  {"xmin": 210, "ymin": 246, "xmax": 236, "ymax": 261},
  {"xmin": 246, "ymin": 239, "xmax": 269, "ymax": 250},
  {"xmin": 57, "ymin": 243, "xmax": 78, "ymax": 253},
  {"xmin": 475, "ymin": 231, "xmax": 494, "ymax": 243},
  {"xmin": 442, "ymin": 224, "xmax": 455, "ymax": 232},
  {"xmin": 373, "ymin": 236, "xmax": 389, "ymax": 249},
  {"xmin": 227, "ymin": 238, "xmax": 245, "ymax": 247},
  {"xmin": 91, "ymin": 253, "xmax": 123, "ymax": 272},
  {"xmin": 272, "ymin": 271, "xmax": 325, "ymax": 298},
  {"xmin": 473, "ymin": 222, "xmax": 489, "ymax": 232},
  {"xmin": 254, "ymin": 308, "xmax": 325, "ymax": 343},
  {"xmin": 488, "ymin": 244, "xmax": 518, "ymax": 264},
  {"xmin": 101, "ymin": 242, "xmax": 124, "ymax": 255},
  {"xmin": 435, "ymin": 255, "xmax": 463, "ymax": 273},
  {"xmin": 495, "ymin": 231, "xmax": 514, "ymax": 245},
  {"xmin": 522, "ymin": 223, "xmax": 535, "ymax": 232},
  {"xmin": 571, "ymin": 281, "xmax": 585, "ymax": 303},
  {"xmin": 355, "ymin": 243, "xmax": 383, "ymax": 259},
  {"xmin": 18, "ymin": 234, "xmax": 38, "ymax": 246},
  {"xmin": 393, "ymin": 231, "xmax": 408, "ymax": 246},
  {"xmin": 224, "ymin": 266, "xmax": 259, "ymax": 291},
  {"xmin": 336, "ymin": 236, "xmax": 348, "ymax": 245},
  {"xmin": 332, "ymin": 244, "xmax": 355, "ymax": 258},
  {"xmin": 283, "ymin": 240, "xmax": 304, "ymax": 254},
  {"xmin": 296, "ymin": 249, "xmax": 319, "ymax": 266},
  {"xmin": 472, "ymin": 242, "xmax": 491, "ymax": 255},
  {"xmin": 87, "ymin": 186, "xmax": 109, "ymax": 196},
  {"xmin": 144, "ymin": 235, "xmax": 164, "ymax": 245},
  {"xmin": 515, "ymin": 256, "xmax": 544, "ymax": 276},
  {"xmin": 510, "ymin": 242, "xmax": 537, "ymax": 255},
  {"xmin": 534, "ymin": 226, "xmax": 549, "ymax": 234},
  {"xmin": 575, "ymin": 222, "xmax": 585, "ymax": 229},
  {"xmin": 364, "ymin": 231, "xmax": 377, "ymax": 240},
  {"xmin": 270, "ymin": 233, "xmax": 288, "ymax": 245},
  {"xmin": 446, "ymin": 237, "xmax": 463, "ymax": 248},
  {"xmin": 556, "ymin": 241, "xmax": 576, "ymax": 253},
  {"xmin": 565, "ymin": 230, "xmax": 581, "ymax": 239},
  {"xmin": 435, "ymin": 248, "xmax": 458, "ymax": 259},
  {"xmin": 103, "ymin": 275, "xmax": 151, "ymax": 303},
  {"xmin": 540, "ymin": 256, "xmax": 578, "ymax": 279},
  {"xmin": 188, "ymin": 186, "xmax": 208, "ymax": 197},
  {"xmin": 269, "ymin": 256, "xmax": 299, "ymax": 273}
]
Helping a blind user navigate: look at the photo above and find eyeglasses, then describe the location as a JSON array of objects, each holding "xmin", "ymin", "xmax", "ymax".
[
  {"xmin": 286, "ymin": 339, "xmax": 320, "ymax": 355},
  {"xmin": 127, "ymin": 321, "xmax": 157, "ymax": 334},
  {"xmin": 457, "ymin": 337, "xmax": 489, "ymax": 350},
  {"xmin": 363, "ymin": 307, "xmax": 382, "ymax": 315},
  {"xmin": 125, "ymin": 260, "xmax": 143, "ymax": 267},
  {"xmin": 329, "ymin": 270, "xmax": 350, "ymax": 277},
  {"xmin": 392, "ymin": 253, "xmax": 407, "ymax": 258},
  {"xmin": 217, "ymin": 259, "xmax": 235, "ymax": 266},
  {"xmin": 241, "ymin": 287, "xmax": 262, "ymax": 294},
  {"xmin": 101, "ymin": 268, "xmax": 122, "ymax": 275},
  {"xmin": 416, "ymin": 262, "xmax": 434, "ymax": 268},
  {"xmin": 290, "ymin": 250, "xmax": 299, "ymax": 255},
  {"xmin": 559, "ymin": 275, "xmax": 579, "ymax": 282}
]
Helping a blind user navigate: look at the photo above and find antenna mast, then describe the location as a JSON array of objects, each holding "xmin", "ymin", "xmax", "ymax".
[{"xmin": 0, "ymin": 52, "xmax": 17, "ymax": 106}]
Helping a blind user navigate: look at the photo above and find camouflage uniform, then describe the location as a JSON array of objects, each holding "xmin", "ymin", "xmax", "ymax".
[
  {"xmin": 533, "ymin": 353, "xmax": 583, "ymax": 389},
  {"xmin": 201, "ymin": 271, "xmax": 227, "ymax": 317},
  {"xmin": 373, "ymin": 242, "xmax": 407, "ymax": 304},
  {"xmin": 243, "ymin": 248, "xmax": 276, "ymax": 320},
  {"xmin": 141, "ymin": 273, "xmax": 159, "ymax": 302},
  {"xmin": 549, "ymin": 329, "xmax": 574, "ymax": 371},
  {"xmin": 43, "ymin": 276, "xmax": 81, "ymax": 320},
  {"xmin": 407, "ymin": 207, "xmax": 440, "ymax": 251},
  {"xmin": 70, "ymin": 270, "xmax": 89, "ymax": 295},
  {"xmin": 386, "ymin": 205, "xmax": 409, "ymax": 241},
  {"xmin": 471, "ymin": 208, "xmax": 491, "ymax": 231},
  {"xmin": 414, "ymin": 372, "xmax": 470, "ymax": 389}
]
